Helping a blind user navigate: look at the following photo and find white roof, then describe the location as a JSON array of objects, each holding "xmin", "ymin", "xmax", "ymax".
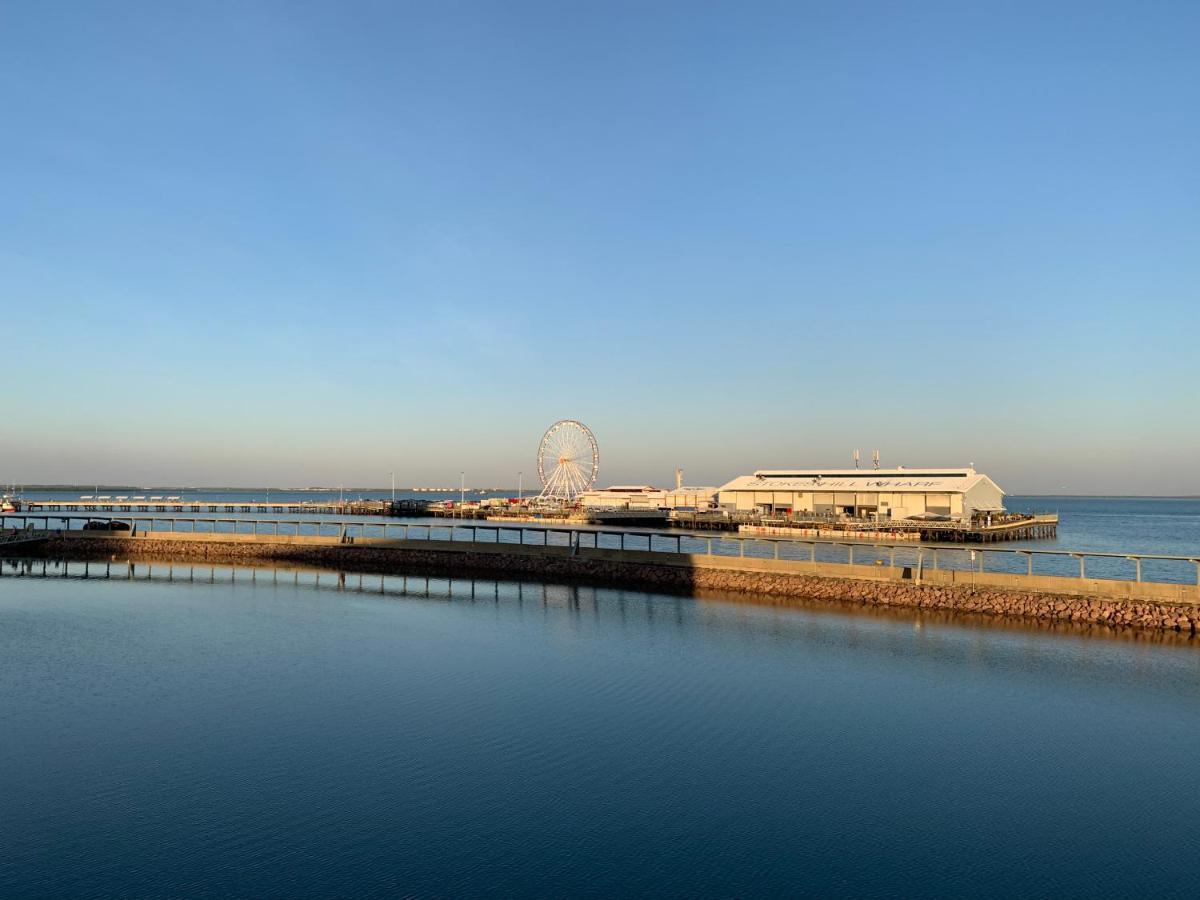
[{"xmin": 718, "ymin": 468, "xmax": 1003, "ymax": 495}]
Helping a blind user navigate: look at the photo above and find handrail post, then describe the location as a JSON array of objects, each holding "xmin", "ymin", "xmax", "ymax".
[{"xmin": 1127, "ymin": 556, "xmax": 1142, "ymax": 582}]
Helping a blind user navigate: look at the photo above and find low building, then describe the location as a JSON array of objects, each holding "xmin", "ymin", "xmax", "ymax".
[
  {"xmin": 662, "ymin": 487, "xmax": 719, "ymax": 510},
  {"xmin": 715, "ymin": 468, "xmax": 1005, "ymax": 522},
  {"xmin": 579, "ymin": 485, "xmax": 667, "ymax": 510}
]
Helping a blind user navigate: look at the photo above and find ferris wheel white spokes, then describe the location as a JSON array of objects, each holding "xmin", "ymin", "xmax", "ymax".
[{"xmin": 536, "ymin": 420, "xmax": 599, "ymax": 503}]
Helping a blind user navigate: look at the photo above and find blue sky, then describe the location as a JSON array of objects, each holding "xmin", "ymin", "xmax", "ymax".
[{"xmin": 2, "ymin": 1, "xmax": 1197, "ymax": 493}]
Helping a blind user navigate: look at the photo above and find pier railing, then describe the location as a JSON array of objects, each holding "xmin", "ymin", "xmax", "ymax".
[{"xmin": 2, "ymin": 514, "xmax": 1198, "ymax": 587}]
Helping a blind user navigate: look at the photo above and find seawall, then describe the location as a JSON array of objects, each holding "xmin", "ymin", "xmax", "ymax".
[{"xmin": 20, "ymin": 531, "xmax": 1200, "ymax": 634}]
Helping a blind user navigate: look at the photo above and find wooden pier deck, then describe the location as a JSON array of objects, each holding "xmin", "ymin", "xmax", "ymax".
[{"xmin": 667, "ymin": 511, "xmax": 1059, "ymax": 542}]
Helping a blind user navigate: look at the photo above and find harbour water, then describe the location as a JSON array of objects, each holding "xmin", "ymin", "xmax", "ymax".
[
  {"xmin": 2, "ymin": 566, "xmax": 1199, "ymax": 897},
  {"xmin": 12, "ymin": 490, "xmax": 1200, "ymax": 552},
  {"xmin": 10, "ymin": 493, "xmax": 1200, "ymax": 584}
]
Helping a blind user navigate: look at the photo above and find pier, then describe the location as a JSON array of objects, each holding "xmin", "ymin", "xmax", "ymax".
[
  {"xmin": 1, "ymin": 513, "xmax": 1193, "ymax": 588},
  {"xmin": 2, "ymin": 516, "xmax": 1199, "ymax": 633},
  {"xmin": 667, "ymin": 510, "xmax": 1059, "ymax": 542},
  {"xmin": 21, "ymin": 498, "xmax": 429, "ymax": 517}
]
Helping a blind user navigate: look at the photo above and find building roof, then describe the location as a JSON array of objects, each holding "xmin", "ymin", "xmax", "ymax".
[
  {"xmin": 718, "ymin": 468, "xmax": 1004, "ymax": 495},
  {"xmin": 587, "ymin": 485, "xmax": 663, "ymax": 493}
]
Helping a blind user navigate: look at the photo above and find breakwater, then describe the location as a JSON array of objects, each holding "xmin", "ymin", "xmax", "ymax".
[{"xmin": 19, "ymin": 531, "xmax": 1200, "ymax": 634}]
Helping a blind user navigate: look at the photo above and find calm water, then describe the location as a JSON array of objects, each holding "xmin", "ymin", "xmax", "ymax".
[
  {"xmin": 12, "ymin": 492, "xmax": 1200, "ymax": 583},
  {"xmin": 2, "ymin": 568, "xmax": 1199, "ymax": 897},
  {"xmin": 16, "ymin": 491, "xmax": 1200, "ymax": 555}
]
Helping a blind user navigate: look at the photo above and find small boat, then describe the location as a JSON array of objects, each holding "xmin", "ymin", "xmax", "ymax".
[{"xmin": 1, "ymin": 495, "xmax": 19, "ymax": 513}]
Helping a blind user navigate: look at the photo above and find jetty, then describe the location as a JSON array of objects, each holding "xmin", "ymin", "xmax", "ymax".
[
  {"xmin": 669, "ymin": 510, "xmax": 1058, "ymax": 542},
  {"xmin": 22, "ymin": 498, "xmax": 429, "ymax": 516},
  {"xmin": 3, "ymin": 514, "xmax": 1198, "ymax": 633}
]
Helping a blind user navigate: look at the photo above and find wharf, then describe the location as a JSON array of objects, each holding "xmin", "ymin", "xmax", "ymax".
[
  {"xmin": 670, "ymin": 511, "xmax": 1058, "ymax": 543},
  {"xmin": 4, "ymin": 519, "xmax": 1198, "ymax": 633}
]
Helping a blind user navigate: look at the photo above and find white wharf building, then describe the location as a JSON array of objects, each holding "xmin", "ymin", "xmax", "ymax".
[{"xmin": 715, "ymin": 468, "xmax": 1005, "ymax": 522}]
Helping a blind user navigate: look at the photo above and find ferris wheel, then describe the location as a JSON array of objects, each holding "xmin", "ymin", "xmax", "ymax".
[{"xmin": 536, "ymin": 420, "xmax": 599, "ymax": 503}]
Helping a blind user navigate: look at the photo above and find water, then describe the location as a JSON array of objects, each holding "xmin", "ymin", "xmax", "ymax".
[
  {"xmin": 1005, "ymin": 495, "xmax": 1200, "ymax": 556},
  {"xmin": 11, "ymin": 494, "xmax": 1200, "ymax": 556},
  {"xmin": 9, "ymin": 493, "xmax": 1200, "ymax": 582},
  {"xmin": 14, "ymin": 490, "xmax": 1200, "ymax": 553},
  {"xmin": 2, "ymin": 567, "xmax": 1199, "ymax": 897}
]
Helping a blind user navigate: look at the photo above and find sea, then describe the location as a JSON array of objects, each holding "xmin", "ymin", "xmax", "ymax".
[
  {"xmin": 1, "ymin": 494, "xmax": 1199, "ymax": 897},
  {"xmin": 9, "ymin": 491, "xmax": 1200, "ymax": 582}
]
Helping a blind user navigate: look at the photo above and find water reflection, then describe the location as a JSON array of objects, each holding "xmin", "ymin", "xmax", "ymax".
[{"xmin": 4, "ymin": 555, "xmax": 1197, "ymax": 653}]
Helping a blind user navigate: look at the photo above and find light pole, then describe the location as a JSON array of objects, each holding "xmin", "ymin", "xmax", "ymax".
[
  {"xmin": 460, "ymin": 472, "xmax": 465, "ymax": 505},
  {"xmin": 390, "ymin": 471, "xmax": 395, "ymax": 503},
  {"xmin": 518, "ymin": 471, "xmax": 522, "ymax": 502}
]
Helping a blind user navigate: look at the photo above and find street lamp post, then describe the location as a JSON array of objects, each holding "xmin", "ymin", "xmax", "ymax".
[
  {"xmin": 460, "ymin": 472, "xmax": 465, "ymax": 505},
  {"xmin": 390, "ymin": 471, "xmax": 395, "ymax": 503},
  {"xmin": 518, "ymin": 471, "xmax": 522, "ymax": 502}
]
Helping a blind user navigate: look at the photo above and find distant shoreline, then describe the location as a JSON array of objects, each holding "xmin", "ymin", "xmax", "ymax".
[{"xmin": 10, "ymin": 486, "xmax": 1200, "ymax": 500}]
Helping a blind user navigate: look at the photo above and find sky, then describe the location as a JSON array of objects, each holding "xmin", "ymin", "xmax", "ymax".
[{"xmin": 2, "ymin": 1, "xmax": 1197, "ymax": 494}]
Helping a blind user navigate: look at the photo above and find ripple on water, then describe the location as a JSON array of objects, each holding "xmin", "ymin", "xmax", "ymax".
[{"xmin": 1, "ymin": 571, "xmax": 1199, "ymax": 898}]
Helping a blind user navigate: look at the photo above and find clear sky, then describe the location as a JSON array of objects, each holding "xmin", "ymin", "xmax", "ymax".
[{"xmin": 2, "ymin": 1, "xmax": 1197, "ymax": 494}]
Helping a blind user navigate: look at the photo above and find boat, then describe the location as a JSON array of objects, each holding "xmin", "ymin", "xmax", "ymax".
[{"xmin": 1, "ymin": 495, "xmax": 20, "ymax": 513}]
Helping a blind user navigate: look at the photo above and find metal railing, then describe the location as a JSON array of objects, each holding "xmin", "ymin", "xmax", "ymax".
[{"xmin": 2, "ymin": 514, "xmax": 1198, "ymax": 587}]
